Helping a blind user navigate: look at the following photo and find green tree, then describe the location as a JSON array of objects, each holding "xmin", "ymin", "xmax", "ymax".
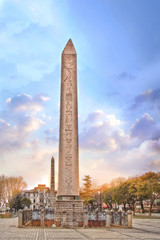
[
  {"xmin": 21, "ymin": 198, "xmax": 31, "ymax": 209},
  {"xmin": 81, "ymin": 175, "xmax": 92, "ymax": 199},
  {"xmin": 9, "ymin": 194, "xmax": 31, "ymax": 211},
  {"xmin": 113, "ymin": 182, "xmax": 129, "ymax": 211},
  {"xmin": 102, "ymin": 188, "xmax": 115, "ymax": 209},
  {"xmin": 113, "ymin": 179, "xmax": 137, "ymax": 212},
  {"xmin": 127, "ymin": 178, "xmax": 138, "ymax": 212},
  {"xmin": 84, "ymin": 197, "xmax": 96, "ymax": 210},
  {"xmin": 136, "ymin": 172, "xmax": 160, "ymax": 216},
  {"xmin": 80, "ymin": 175, "xmax": 98, "ymax": 209}
]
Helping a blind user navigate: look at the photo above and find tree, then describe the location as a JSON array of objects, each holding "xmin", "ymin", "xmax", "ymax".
[
  {"xmin": 81, "ymin": 172, "xmax": 160, "ymax": 215},
  {"xmin": 136, "ymin": 172, "xmax": 160, "ymax": 216},
  {"xmin": 9, "ymin": 194, "xmax": 31, "ymax": 211},
  {"xmin": 81, "ymin": 175, "xmax": 92, "ymax": 199},
  {"xmin": 113, "ymin": 182, "xmax": 129, "ymax": 211},
  {"xmin": 0, "ymin": 175, "xmax": 27, "ymax": 209},
  {"xmin": 109, "ymin": 177, "xmax": 126, "ymax": 188},
  {"xmin": 0, "ymin": 175, "xmax": 6, "ymax": 207},
  {"xmin": 6, "ymin": 176, "xmax": 27, "ymax": 200},
  {"xmin": 80, "ymin": 175, "xmax": 99, "ymax": 210},
  {"xmin": 113, "ymin": 178, "xmax": 137, "ymax": 212},
  {"xmin": 21, "ymin": 198, "xmax": 32, "ymax": 209},
  {"xmin": 126, "ymin": 177, "xmax": 138, "ymax": 211},
  {"xmin": 102, "ymin": 188, "xmax": 115, "ymax": 209},
  {"xmin": 84, "ymin": 197, "xmax": 96, "ymax": 210},
  {"xmin": 9, "ymin": 194, "xmax": 22, "ymax": 211},
  {"xmin": 100, "ymin": 183, "xmax": 109, "ymax": 192}
]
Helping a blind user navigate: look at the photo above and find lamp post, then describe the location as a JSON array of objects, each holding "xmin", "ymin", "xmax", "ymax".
[{"xmin": 98, "ymin": 190, "xmax": 102, "ymax": 212}]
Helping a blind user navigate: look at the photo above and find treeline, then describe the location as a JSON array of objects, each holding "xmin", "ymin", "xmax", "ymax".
[
  {"xmin": 80, "ymin": 172, "xmax": 160, "ymax": 216},
  {"xmin": 0, "ymin": 175, "xmax": 27, "ymax": 210}
]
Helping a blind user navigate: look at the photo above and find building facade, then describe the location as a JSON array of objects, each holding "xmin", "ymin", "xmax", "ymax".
[
  {"xmin": 22, "ymin": 157, "xmax": 56, "ymax": 210},
  {"xmin": 22, "ymin": 184, "xmax": 52, "ymax": 210}
]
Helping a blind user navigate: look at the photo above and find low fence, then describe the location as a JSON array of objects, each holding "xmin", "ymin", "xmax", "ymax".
[
  {"xmin": 19, "ymin": 209, "xmax": 54, "ymax": 227},
  {"xmin": 18, "ymin": 209, "xmax": 132, "ymax": 228},
  {"xmin": 88, "ymin": 210, "xmax": 129, "ymax": 227}
]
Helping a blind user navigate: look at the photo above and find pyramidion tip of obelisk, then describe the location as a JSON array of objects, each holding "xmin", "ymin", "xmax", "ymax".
[{"xmin": 62, "ymin": 39, "xmax": 76, "ymax": 55}]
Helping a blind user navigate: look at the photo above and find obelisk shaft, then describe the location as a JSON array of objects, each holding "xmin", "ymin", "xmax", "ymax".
[
  {"xmin": 50, "ymin": 157, "xmax": 55, "ymax": 209},
  {"xmin": 58, "ymin": 39, "xmax": 79, "ymax": 197},
  {"xmin": 50, "ymin": 157, "xmax": 55, "ymax": 191}
]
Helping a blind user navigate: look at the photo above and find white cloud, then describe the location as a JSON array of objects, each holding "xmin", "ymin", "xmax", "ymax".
[
  {"xmin": 0, "ymin": 118, "xmax": 24, "ymax": 152},
  {"xmin": 142, "ymin": 89, "xmax": 152, "ymax": 96},
  {"xmin": 0, "ymin": 93, "xmax": 49, "ymax": 154},
  {"xmin": 130, "ymin": 113, "xmax": 160, "ymax": 141},
  {"xmin": 0, "ymin": 114, "xmax": 45, "ymax": 153},
  {"xmin": 39, "ymin": 95, "xmax": 50, "ymax": 102},
  {"xmin": 80, "ymin": 110, "xmax": 129, "ymax": 151},
  {"xmin": 106, "ymin": 114, "xmax": 122, "ymax": 127},
  {"xmin": 6, "ymin": 93, "xmax": 50, "ymax": 113},
  {"xmin": 5, "ymin": 98, "xmax": 11, "ymax": 103},
  {"xmin": 148, "ymin": 159, "xmax": 160, "ymax": 170},
  {"xmin": 85, "ymin": 109, "xmax": 105, "ymax": 123},
  {"xmin": 23, "ymin": 115, "xmax": 44, "ymax": 132},
  {"xmin": 0, "ymin": 139, "xmax": 58, "ymax": 188},
  {"xmin": 79, "ymin": 110, "xmax": 160, "ymax": 184}
]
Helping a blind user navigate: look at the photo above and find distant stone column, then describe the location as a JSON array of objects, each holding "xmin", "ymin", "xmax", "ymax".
[
  {"xmin": 18, "ymin": 209, "xmax": 23, "ymax": 228},
  {"xmin": 106, "ymin": 210, "xmax": 111, "ymax": 227},
  {"xmin": 50, "ymin": 156, "xmax": 55, "ymax": 209},
  {"xmin": 41, "ymin": 209, "xmax": 45, "ymax": 226},
  {"xmin": 127, "ymin": 210, "xmax": 132, "ymax": 228}
]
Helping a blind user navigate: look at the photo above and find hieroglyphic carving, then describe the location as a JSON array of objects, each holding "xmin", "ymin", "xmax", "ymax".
[
  {"xmin": 56, "ymin": 201, "xmax": 83, "ymax": 211},
  {"xmin": 55, "ymin": 200, "xmax": 84, "ymax": 226},
  {"xmin": 63, "ymin": 55, "xmax": 74, "ymax": 194}
]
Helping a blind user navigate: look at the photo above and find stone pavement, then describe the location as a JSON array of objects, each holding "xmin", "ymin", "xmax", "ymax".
[{"xmin": 0, "ymin": 217, "xmax": 160, "ymax": 239}]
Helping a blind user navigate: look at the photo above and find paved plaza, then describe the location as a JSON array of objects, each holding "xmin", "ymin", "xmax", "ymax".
[{"xmin": 0, "ymin": 217, "xmax": 160, "ymax": 239}]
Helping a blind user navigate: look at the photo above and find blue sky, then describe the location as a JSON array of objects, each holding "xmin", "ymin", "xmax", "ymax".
[{"xmin": 0, "ymin": 0, "xmax": 160, "ymax": 189}]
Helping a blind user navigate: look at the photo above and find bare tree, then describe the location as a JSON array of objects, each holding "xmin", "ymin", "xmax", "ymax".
[
  {"xmin": 109, "ymin": 177, "xmax": 126, "ymax": 188},
  {"xmin": 0, "ymin": 175, "xmax": 6, "ymax": 207},
  {"xmin": 0, "ymin": 175, "xmax": 27, "ymax": 208}
]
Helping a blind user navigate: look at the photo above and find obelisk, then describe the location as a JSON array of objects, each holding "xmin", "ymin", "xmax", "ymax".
[
  {"xmin": 50, "ymin": 156, "xmax": 55, "ymax": 209},
  {"xmin": 55, "ymin": 39, "xmax": 83, "ymax": 227},
  {"xmin": 58, "ymin": 39, "xmax": 79, "ymax": 198}
]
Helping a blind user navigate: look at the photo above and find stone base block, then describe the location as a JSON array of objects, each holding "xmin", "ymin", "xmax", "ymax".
[{"xmin": 55, "ymin": 200, "xmax": 84, "ymax": 227}]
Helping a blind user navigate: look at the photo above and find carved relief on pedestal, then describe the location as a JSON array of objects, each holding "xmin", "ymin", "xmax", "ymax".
[{"xmin": 55, "ymin": 200, "xmax": 84, "ymax": 226}]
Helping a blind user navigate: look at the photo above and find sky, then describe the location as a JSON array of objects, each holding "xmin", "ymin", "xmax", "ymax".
[{"xmin": 0, "ymin": 0, "xmax": 160, "ymax": 189}]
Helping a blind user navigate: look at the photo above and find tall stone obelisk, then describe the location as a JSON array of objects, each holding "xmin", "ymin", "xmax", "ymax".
[
  {"xmin": 58, "ymin": 39, "xmax": 79, "ymax": 198},
  {"xmin": 50, "ymin": 156, "xmax": 55, "ymax": 209},
  {"xmin": 55, "ymin": 39, "xmax": 83, "ymax": 227}
]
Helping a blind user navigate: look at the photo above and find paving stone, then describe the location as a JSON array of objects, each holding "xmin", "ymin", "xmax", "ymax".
[{"xmin": 0, "ymin": 217, "xmax": 160, "ymax": 239}]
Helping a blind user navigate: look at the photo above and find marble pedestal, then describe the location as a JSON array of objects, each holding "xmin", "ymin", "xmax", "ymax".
[{"xmin": 55, "ymin": 200, "xmax": 84, "ymax": 227}]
